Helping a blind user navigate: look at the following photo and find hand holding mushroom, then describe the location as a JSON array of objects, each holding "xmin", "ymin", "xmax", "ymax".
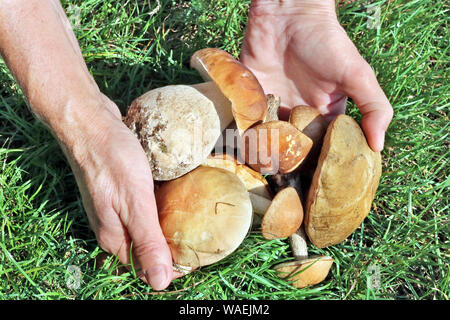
[
  {"xmin": 240, "ymin": 0, "xmax": 393, "ymax": 151},
  {"xmin": 124, "ymin": 41, "xmax": 384, "ymax": 291}
]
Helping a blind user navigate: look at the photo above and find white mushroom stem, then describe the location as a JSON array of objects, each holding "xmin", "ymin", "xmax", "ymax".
[
  {"xmin": 289, "ymin": 226, "xmax": 308, "ymax": 260},
  {"xmin": 191, "ymin": 81, "xmax": 234, "ymax": 131},
  {"xmin": 265, "ymin": 94, "xmax": 280, "ymax": 122},
  {"xmin": 249, "ymin": 193, "xmax": 272, "ymax": 216}
]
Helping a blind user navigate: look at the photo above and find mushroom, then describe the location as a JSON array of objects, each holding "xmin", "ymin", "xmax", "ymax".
[
  {"xmin": 254, "ymin": 187, "xmax": 304, "ymax": 240},
  {"xmin": 203, "ymin": 153, "xmax": 272, "ymax": 200},
  {"xmin": 125, "ymin": 47, "xmax": 270, "ymax": 181},
  {"xmin": 239, "ymin": 96, "xmax": 313, "ymax": 175},
  {"xmin": 255, "ymin": 102, "xmax": 312, "ymax": 197},
  {"xmin": 203, "ymin": 153, "xmax": 303, "ymax": 239},
  {"xmin": 191, "ymin": 49, "xmax": 313, "ymax": 176},
  {"xmin": 289, "ymin": 105, "xmax": 328, "ymax": 146},
  {"xmin": 155, "ymin": 166, "xmax": 253, "ymax": 271},
  {"xmin": 274, "ymin": 226, "xmax": 333, "ymax": 288},
  {"xmin": 289, "ymin": 105, "xmax": 328, "ymax": 179},
  {"xmin": 190, "ymin": 48, "xmax": 267, "ymax": 134},
  {"xmin": 241, "ymin": 120, "xmax": 313, "ymax": 175},
  {"xmin": 305, "ymin": 115, "xmax": 382, "ymax": 248},
  {"xmin": 124, "ymin": 84, "xmax": 230, "ymax": 180}
]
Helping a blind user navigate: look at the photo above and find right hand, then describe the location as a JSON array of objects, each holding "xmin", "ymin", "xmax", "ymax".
[{"xmin": 63, "ymin": 95, "xmax": 178, "ymax": 290}]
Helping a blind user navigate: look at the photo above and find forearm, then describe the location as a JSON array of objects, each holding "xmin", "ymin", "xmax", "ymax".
[{"xmin": 0, "ymin": 0, "xmax": 106, "ymax": 151}]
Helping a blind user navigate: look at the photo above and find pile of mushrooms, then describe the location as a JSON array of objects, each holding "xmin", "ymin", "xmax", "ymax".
[{"xmin": 124, "ymin": 48, "xmax": 382, "ymax": 287}]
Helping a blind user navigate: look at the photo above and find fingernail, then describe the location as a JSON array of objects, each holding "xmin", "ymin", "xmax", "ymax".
[
  {"xmin": 145, "ymin": 265, "xmax": 169, "ymax": 290},
  {"xmin": 376, "ymin": 135, "xmax": 385, "ymax": 152}
]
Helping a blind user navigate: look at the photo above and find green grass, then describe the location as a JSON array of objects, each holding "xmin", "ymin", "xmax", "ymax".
[{"xmin": 0, "ymin": 0, "xmax": 448, "ymax": 300}]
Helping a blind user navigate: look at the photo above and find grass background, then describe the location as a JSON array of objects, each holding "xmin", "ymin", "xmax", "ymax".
[{"xmin": 0, "ymin": 0, "xmax": 448, "ymax": 299}]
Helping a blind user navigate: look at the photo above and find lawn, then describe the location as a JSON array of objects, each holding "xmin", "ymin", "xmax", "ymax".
[{"xmin": 0, "ymin": 0, "xmax": 448, "ymax": 300}]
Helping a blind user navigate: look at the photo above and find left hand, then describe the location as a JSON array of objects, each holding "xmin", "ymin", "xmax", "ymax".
[{"xmin": 240, "ymin": 0, "xmax": 393, "ymax": 152}]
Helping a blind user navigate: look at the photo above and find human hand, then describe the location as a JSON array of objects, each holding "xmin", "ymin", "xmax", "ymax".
[
  {"xmin": 241, "ymin": 0, "xmax": 393, "ymax": 151},
  {"xmin": 62, "ymin": 96, "xmax": 178, "ymax": 290},
  {"xmin": 0, "ymin": 0, "xmax": 179, "ymax": 290}
]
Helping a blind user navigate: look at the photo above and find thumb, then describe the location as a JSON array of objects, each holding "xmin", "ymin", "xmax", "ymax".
[
  {"xmin": 124, "ymin": 190, "xmax": 174, "ymax": 290},
  {"xmin": 342, "ymin": 61, "xmax": 393, "ymax": 152}
]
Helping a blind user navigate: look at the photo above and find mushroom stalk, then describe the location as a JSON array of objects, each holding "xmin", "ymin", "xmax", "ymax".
[
  {"xmin": 289, "ymin": 225, "xmax": 308, "ymax": 260},
  {"xmin": 191, "ymin": 81, "xmax": 234, "ymax": 131},
  {"xmin": 263, "ymin": 100, "xmax": 304, "ymax": 198},
  {"xmin": 249, "ymin": 193, "xmax": 271, "ymax": 216}
]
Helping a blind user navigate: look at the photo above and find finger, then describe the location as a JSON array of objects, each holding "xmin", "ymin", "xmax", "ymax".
[
  {"xmin": 342, "ymin": 61, "xmax": 393, "ymax": 152},
  {"xmin": 123, "ymin": 189, "xmax": 174, "ymax": 291}
]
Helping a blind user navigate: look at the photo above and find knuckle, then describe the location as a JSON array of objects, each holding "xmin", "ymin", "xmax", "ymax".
[{"xmin": 132, "ymin": 239, "xmax": 164, "ymax": 259}]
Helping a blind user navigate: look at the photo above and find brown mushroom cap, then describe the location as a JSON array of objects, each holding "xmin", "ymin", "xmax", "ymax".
[
  {"xmin": 155, "ymin": 166, "xmax": 253, "ymax": 268},
  {"xmin": 261, "ymin": 187, "xmax": 304, "ymax": 240},
  {"xmin": 241, "ymin": 120, "xmax": 313, "ymax": 175},
  {"xmin": 190, "ymin": 48, "xmax": 267, "ymax": 133},
  {"xmin": 203, "ymin": 153, "xmax": 272, "ymax": 200},
  {"xmin": 289, "ymin": 105, "xmax": 329, "ymax": 179},
  {"xmin": 124, "ymin": 85, "xmax": 222, "ymax": 181},
  {"xmin": 289, "ymin": 105, "xmax": 328, "ymax": 146},
  {"xmin": 305, "ymin": 115, "xmax": 382, "ymax": 248},
  {"xmin": 274, "ymin": 255, "xmax": 333, "ymax": 288}
]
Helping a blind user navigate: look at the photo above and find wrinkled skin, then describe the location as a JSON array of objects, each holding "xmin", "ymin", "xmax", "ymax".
[{"xmin": 241, "ymin": 0, "xmax": 393, "ymax": 151}]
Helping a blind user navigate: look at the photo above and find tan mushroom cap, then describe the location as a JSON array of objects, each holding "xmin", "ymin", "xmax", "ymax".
[
  {"xmin": 203, "ymin": 153, "xmax": 272, "ymax": 200},
  {"xmin": 124, "ymin": 85, "xmax": 222, "ymax": 181},
  {"xmin": 305, "ymin": 115, "xmax": 382, "ymax": 248},
  {"xmin": 190, "ymin": 48, "xmax": 267, "ymax": 133},
  {"xmin": 261, "ymin": 187, "xmax": 303, "ymax": 240},
  {"xmin": 155, "ymin": 166, "xmax": 253, "ymax": 268},
  {"xmin": 289, "ymin": 105, "xmax": 329, "ymax": 178},
  {"xmin": 241, "ymin": 120, "xmax": 313, "ymax": 175},
  {"xmin": 274, "ymin": 255, "xmax": 333, "ymax": 288},
  {"xmin": 289, "ymin": 105, "xmax": 328, "ymax": 146}
]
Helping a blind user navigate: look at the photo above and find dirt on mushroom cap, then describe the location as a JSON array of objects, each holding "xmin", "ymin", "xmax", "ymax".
[{"xmin": 124, "ymin": 85, "xmax": 221, "ymax": 181}]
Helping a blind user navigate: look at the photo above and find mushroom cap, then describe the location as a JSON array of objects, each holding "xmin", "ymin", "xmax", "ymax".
[
  {"xmin": 289, "ymin": 105, "xmax": 329, "ymax": 178},
  {"xmin": 289, "ymin": 105, "xmax": 328, "ymax": 146},
  {"xmin": 124, "ymin": 85, "xmax": 221, "ymax": 181},
  {"xmin": 241, "ymin": 120, "xmax": 313, "ymax": 175},
  {"xmin": 274, "ymin": 255, "xmax": 333, "ymax": 289},
  {"xmin": 203, "ymin": 153, "xmax": 272, "ymax": 200},
  {"xmin": 261, "ymin": 187, "xmax": 304, "ymax": 240},
  {"xmin": 305, "ymin": 115, "xmax": 382, "ymax": 248},
  {"xmin": 155, "ymin": 166, "xmax": 253, "ymax": 268},
  {"xmin": 190, "ymin": 48, "xmax": 267, "ymax": 133}
]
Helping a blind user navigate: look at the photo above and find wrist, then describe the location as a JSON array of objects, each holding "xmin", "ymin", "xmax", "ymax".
[
  {"xmin": 47, "ymin": 96, "xmax": 121, "ymax": 168},
  {"xmin": 250, "ymin": 0, "xmax": 336, "ymax": 17}
]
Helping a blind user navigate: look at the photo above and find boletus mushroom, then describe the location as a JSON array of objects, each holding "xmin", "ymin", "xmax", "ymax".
[
  {"xmin": 253, "ymin": 187, "xmax": 304, "ymax": 240},
  {"xmin": 190, "ymin": 48, "xmax": 267, "ymax": 134},
  {"xmin": 203, "ymin": 153, "xmax": 302, "ymax": 239},
  {"xmin": 155, "ymin": 166, "xmax": 253, "ymax": 272},
  {"xmin": 203, "ymin": 153, "xmax": 272, "ymax": 200},
  {"xmin": 124, "ymin": 84, "xmax": 228, "ymax": 180},
  {"xmin": 274, "ymin": 226, "xmax": 333, "ymax": 288},
  {"xmin": 289, "ymin": 105, "xmax": 328, "ymax": 179},
  {"xmin": 240, "ymin": 96, "xmax": 313, "ymax": 175},
  {"xmin": 125, "ymin": 47, "xmax": 269, "ymax": 181},
  {"xmin": 305, "ymin": 114, "xmax": 382, "ymax": 248}
]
